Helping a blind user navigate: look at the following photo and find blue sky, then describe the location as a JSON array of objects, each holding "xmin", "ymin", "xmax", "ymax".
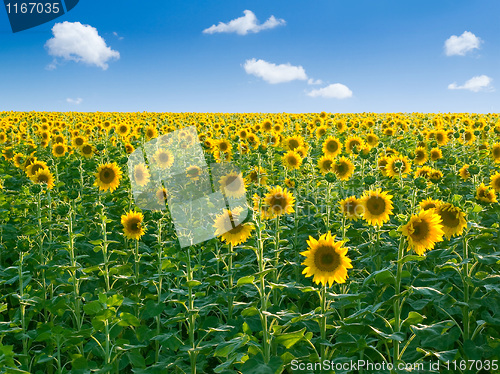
[{"xmin": 0, "ymin": 0, "xmax": 498, "ymax": 113}]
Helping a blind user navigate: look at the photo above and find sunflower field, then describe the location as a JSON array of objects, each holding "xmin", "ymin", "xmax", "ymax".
[{"xmin": 0, "ymin": 111, "xmax": 499, "ymax": 374}]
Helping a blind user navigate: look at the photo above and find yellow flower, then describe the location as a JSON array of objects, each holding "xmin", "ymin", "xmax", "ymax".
[
  {"xmin": 333, "ymin": 157, "xmax": 355, "ymax": 181},
  {"xmin": 121, "ymin": 211, "xmax": 145, "ymax": 240},
  {"xmin": 52, "ymin": 143, "xmax": 68, "ymax": 158},
  {"xmin": 430, "ymin": 147, "xmax": 442, "ymax": 161},
  {"xmin": 263, "ymin": 186, "xmax": 295, "ymax": 219},
  {"xmin": 94, "ymin": 162, "xmax": 122, "ymax": 193},
  {"xmin": 322, "ymin": 136, "xmax": 342, "ymax": 157},
  {"xmin": 186, "ymin": 165, "xmax": 202, "ymax": 181},
  {"xmin": 155, "ymin": 149, "xmax": 174, "ymax": 169},
  {"xmin": 219, "ymin": 172, "xmax": 246, "ymax": 199},
  {"xmin": 476, "ymin": 183, "xmax": 497, "ymax": 203},
  {"xmin": 339, "ymin": 196, "xmax": 363, "ymax": 221},
  {"xmin": 133, "ymin": 163, "xmax": 151, "ymax": 187},
  {"xmin": 419, "ymin": 198, "xmax": 443, "ymax": 211},
  {"xmin": 435, "ymin": 203, "xmax": 467, "ymax": 240},
  {"xmin": 459, "ymin": 164, "xmax": 470, "ymax": 181},
  {"xmin": 282, "ymin": 150, "xmax": 303, "ymax": 170},
  {"xmin": 213, "ymin": 208, "xmax": 254, "ymax": 246},
  {"xmin": 359, "ymin": 188, "xmax": 393, "ymax": 226},
  {"xmin": 492, "ymin": 143, "xmax": 500, "ymax": 163},
  {"xmin": 301, "ymin": 232, "xmax": 353, "ymax": 287},
  {"xmin": 414, "ymin": 147, "xmax": 428, "ymax": 165},
  {"xmin": 317, "ymin": 155, "xmax": 335, "ymax": 174},
  {"xmin": 386, "ymin": 155, "xmax": 412, "ymax": 178},
  {"xmin": 31, "ymin": 169, "xmax": 55, "ymax": 190},
  {"xmin": 490, "ymin": 172, "xmax": 500, "ymax": 192},
  {"xmin": 400, "ymin": 210, "xmax": 444, "ymax": 255}
]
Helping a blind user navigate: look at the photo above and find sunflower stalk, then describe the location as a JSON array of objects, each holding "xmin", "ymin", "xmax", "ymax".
[
  {"xmin": 227, "ymin": 242, "xmax": 234, "ymax": 321},
  {"xmin": 462, "ymin": 235, "xmax": 470, "ymax": 343},
  {"xmin": 155, "ymin": 217, "xmax": 163, "ymax": 363},
  {"xmin": 272, "ymin": 215, "xmax": 280, "ymax": 306},
  {"xmin": 393, "ymin": 236, "xmax": 406, "ymax": 366},
  {"xmin": 99, "ymin": 203, "xmax": 111, "ymax": 293},
  {"xmin": 186, "ymin": 246, "xmax": 198, "ymax": 374},
  {"xmin": 319, "ymin": 285, "xmax": 328, "ymax": 361}
]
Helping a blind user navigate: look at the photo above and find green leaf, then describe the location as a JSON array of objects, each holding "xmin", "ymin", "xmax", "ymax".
[
  {"xmin": 118, "ymin": 312, "xmax": 140, "ymax": 327},
  {"xmin": 275, "ymin": 327, "xmax": 306, "ymax": 349},
  {"xmin": 214, "ymin": 336, "xmax": 249, "ymax": 358},
  {"xmin": 185, "ymin": 280, "xmax": 202, "ymax": 288},
  {"xmin": 239, "ymin": 356, "xmax": 283, "ymax": 374},
  {"xmin": 127, "ymin": 351, "xmax": 146, "ymax": 368},
  {"xmin": 237, "ymin": 276, "xmax": 255, "ymax": 286},
  {"xmin": 241, "ymin": 306, "xmax": 259, "ymax": 317},
  {"xmin": 83, "ymin": 301, "xmax": 102, "ymax": 315},
  {"xmin": 402, "ymin": 311, "xmax": 425, "ymax": 327}
]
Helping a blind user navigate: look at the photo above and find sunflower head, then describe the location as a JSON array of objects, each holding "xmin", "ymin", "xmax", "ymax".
[
  {"xmin": 121, "ymin": 211, "xmax": 145, "ymax": 240},
  {"xmin": 31, "ymin": 169, "xmax": 55, "ymax": 190},
  {"xmin": 339, "ymin": 196, "xmax": 363, "ymax": 221},
  {"xmin": 476, "ymin": 183, "xmax": 497, "ymax": 203},
  {"xmin": 219, "ymin": 172, "xmax": 246, "ymax": 199},
  {"xmin": 333, "ymin": 157, "xmax": 355, "ymax": 181},
  {"xmin": 359, "ymin": 188, "xmax": 393, "ymax": 227},
  {"xmin": 263, "ymin": 186, "xmax": 295, "ymax": 219},
  {"xmin": 94, "ymin": 162, "xmax": 122, "ymax": 193},
  {"xmin": 52, "ymin": 144, "xmax": 67, "ymax": 158},
  {"xmin": 282, "ymin": 150, "xmax": 303, "ymax": 170},
  {"xmin": 155, "ymin": 149, "xmax": 174, "ymax": 169},
  {"xmin": 213, "ymin": 208, "xmax": 254, "ymax": 246},
  {"xmin": 490, "ymin": 172, "xmax": 500, "ymax": 192},
  {"xmin": 400, "ymin": 210, "xmax": 444, "ymax": 255},
  {"xmin": 459, "ymin": 164, "xmax": 470, "ymax": 181},
  {"xmin": 317, "ymin": 155, "xmax": 335, "ymax": 174},
  {"xmin": 435, "ymin": 203, "xmax": 467, "ymax": 240},
  {"xmin": 133, "ymin": 163, "xmax": 151, "ymax": 187},
  {"xmin": 301, "ymin": 232, "xmax": 353, "ymax": 287}
]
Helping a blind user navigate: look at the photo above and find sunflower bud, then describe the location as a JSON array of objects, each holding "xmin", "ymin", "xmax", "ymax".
[
  {"xmin": 430, "ymin": 140, "xmax": 438, "ymax": 148},
  {"xmin": 96, "ymin": 144, "xmax": 105, "ymax": 151},
  {"xmin": 469, "ymin": 165, "xmax": 480, "ymax": 175},
  {"xmin": 325, "ymin": 172, "xmax": 337, "ymax": 184},
  {"xmin": 57, "ymin": 204, "xmax": 70, "ymax": 217},
  {"xmin": 414, "ymin": 177, "xmax": 427, "ymax": 189},
  {"xmin": 474, "ymin": 130, "xmax": 480, "ymax": 136},
  {"xmin": 30, "ymin": 184, "xmax": 42, "ymax": 194},
  {"xmin": 68, "ymin": 190, "xmax": 79, "ymax": 200},
  {"xmin": 152, "ymin": 211, "xmax": 163, "ymax": 220},
  {"xmin": 447, "ymin": 156, "xmax": 456, "ymax": 165},
  {"xmin": 364, "ymin": 175, "xmax": 376, "ymax": 185},
  {"xmin": 453, "ymin": 132, "xmax": 460, "ymax": 139}
]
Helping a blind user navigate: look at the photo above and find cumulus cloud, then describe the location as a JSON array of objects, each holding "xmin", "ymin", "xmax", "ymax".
[
  {"xmin": 307, "ymin": 83, "xmax": 353, "ymax": 99},
  {"xmin": 46, "ymin": 22, "xmax": 120, "ymax": 70},
  {"xmin": 444, "ymin": 31, "xmax": 482, "ymax": 56},
  {"xmin": 203, "ymin": 10, "xmax": 285, "ymax": 35},
  {"xmin": 66, "ymin": 97, "xmax": 83, "ymax": 105},
  {"xmin": 448, "ymin": 75, "xmax": 493, "ymax": 92},
  {"xmin": 307, "ymin": 78, "xmax": 323, "ymax": 85},
  {"xmin": 243, "ymin": 58, "xmax": 307, "ymax": 84}
]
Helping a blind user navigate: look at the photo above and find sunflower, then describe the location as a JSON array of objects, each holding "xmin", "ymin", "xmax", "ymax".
[
  {"xmin": 282, "ymin": 150, "xmax": 303, "ymax": 170},
  {"xmin": 155, "ymin": 149, "xmax": 174, "ymax": 169},
  {"xmin": 317, "ymin": 155, "xmax": 335, "ymax": 174},
  {"xmin": 284, "ymin": 178, "xmax": 295, "ymax": 188},
  {"xmin": 322, "ymin": 136, "xmax": 342, "ymax": 157},
  {"xmin": 295, "ymin": 146, "xmax": 308, "ymax": 158},
  {"xmin": 377, "ymin": 156, "xmax": 390, "ymax": 176},
  {"xmin": 419, "ymin": 198, "xmax": 443, "ymax": 211},
  {"xmin": 72, "ymin": 135, "xmax": 86, "ymax": 149},
  {"xmin": 386, "ymin": 155, "xmax": 412, "ymax": 178},
  {"xmin": 459, "ymin": 164, "xmax": 470, "ymax": 181},
  {"xmin": 430, "ymin": 147, "xmax": 442, "ymax": 161},
  {"xmin": 186, "ymin": 165, "xmax": 202, "ymax": 181},
  {"xmin": 301, "ymin": 232, "xmax": 353, "ymax": 287},
  {"xmin": 400, "ymin": 210, "xmax": 444, "ymax": 255},
  {"xmin": 116, "ymin": 123, "xmax": 130, "ymax": 137},
  {"xmin": 345, "ymin": 136, "xmax": 365, "ymax": 154},
  {"xmin": 133, "ymin": 163, "xmax": 151, "ymax": 187},
  {"xmin": 121, "ymin": 211, "xmax": 146, "ymax": 240},
  {"xmin": 31, "ymin": 169, "xmax": 55, "ymax": 189},
  {"xmin": 476, "ymin": 183, "xmax": 497, "ymax": 203},
  {"xmin": 492, "ymin": 143, "xmax": 500, "ymax": 163},
  {"xmin": 80, "ymin": 143, "xmax": 94, "ymax": 159},
  {"xmin": 144, "ymin": 125, "xmax": 158, "ymax": 141},
  {"xmin": 490, "ymin": 172, "xmax": 500, "ymax": 192},
  {"xmin": 247, "ymin": 167, "xmax": 268, "ymax": 185},
  {"xmin": 263, "ymin": 186, "xmax": 295, "ymax": 219},
  {"xmin": 13, "ymin": 153, "xmax": 26, "ymax": 168},
  {"xmin": 333, "ymin": 157, "xmax": 354, "ymax": 181},
  {"xmin": 219, "ymin": 172, "xmax": 246, "ymax": 198},
  {"xmin": 414, "ymin": 147, "xmax": 428, "ymax": 165},
  {"xmin": 435, "ymin": 203, "xmax": 467, "ymax": 240},
  {"xmin": 283, "ymin": 135, "xmax": 304, "ymax": 151},
  {"xmin": 26, "ymin": 160, "xmax": 48, "ymax": 178},
  {"xmin": 262, "ymin": 120, "xmax": 273, "ymax": 132},
  {"xmin": 52, "ymin": 143, "xmax": 67, "ymax": 158},
  {"xmin": 359, "ymin": 188, "xmax": 393, "ymax": 226},
  {"xmin": 125, "ymin": 143, "xmax": 135, "ymax": 154},
  {"xmin": 217, "ymin": 139, "xmax": 232, "ymax": 154},
  {"xmin": 339, "ymin": 196, "xmax": 363, "ymax": 221},
  {"xmin": 156, "ymin": 187, "xmax": 168, "ymax": 205},
  {"xmin": 252, "ymin": 193, "xmax": 272, "ymax": 220},
  {"xmin": 414, "ymin": 166, "xmax": 434, "ymax": 180},
  {"xmin": 94, "ymin": 162, "xmax": 122, "ymax": 192},
  {"xmin": 366, "ymin": 133, "xmax": 379, "ymax": 147},
  {"xmin": 213, "ymin": 208, "xmax": 254, "ymax": 246},
  {"xmin": 2, "ymin": 147, "xmax": 15, "ymax": 160}
]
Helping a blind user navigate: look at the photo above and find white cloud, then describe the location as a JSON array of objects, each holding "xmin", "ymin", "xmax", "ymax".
[
  {"xmin": 46, "ymin": 22, "xmax": 120, "ymax": 70},
  {"xmin": 307, "ymin": 83, "xmax": 353, "ymax": 99},
  {"xmin": 448, "ymin": 75, "xmax": 494, "ymax": 92},
  {"xmin": 243, "ymin": 58, "xmax": 307, "ymax": 84},
  {"xmin": 444, "ymin": 31, "xmax": 482, "ymax": 56},
  {"xmin": 113, "ymin": 31, "xmax": 124, "ymax": 40},
  {"xmin": 307, "ymin": 78, "xmax": 323, "ymax": 85},
  {"xmin": 203, "ymin": 10, "xmax": 285, "ymax": 35},
  {"xmin": 66, "ymin": 97, "xmax": 83, "ymax": 105}
]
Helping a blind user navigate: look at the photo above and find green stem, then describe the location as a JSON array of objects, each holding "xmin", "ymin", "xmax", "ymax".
[
  {"xmin": 155, "ymin": 217, "xmax": 163, "ymax": 363},
  {"xmin": 320, "ymin": 285, "xmax": 327, "ymax": 360},
  {"xmin": 462, "ymin": 236, "xmax": 470, "ymax": 343},
  {"xmin": 272, "ymin": 216, "xmax": 280, "ymax": 306},
  {"xmin": 393, "ymin": 237, "xmax": 405, "ymax": 366},
  {"xmin": 227, "ymin": 243, "xmax": 234, "ymax": 321},
  {"xmin": 186, "ymin": 246, "xmax": 197, "ymax": 374},
  {"xmin": 256, "ymin": 216, "xmax": 270, "ymax": 364}
]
